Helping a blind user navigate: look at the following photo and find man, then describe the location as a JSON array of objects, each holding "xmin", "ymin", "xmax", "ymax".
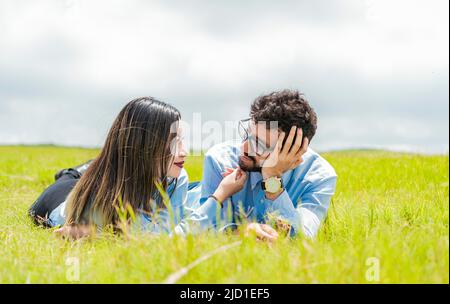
[{"xmin": 190, "ymin": 89, "xmax": 337, "ymax": 239}]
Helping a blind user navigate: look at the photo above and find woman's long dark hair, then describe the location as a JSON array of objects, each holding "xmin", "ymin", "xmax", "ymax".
[{"xmin": 65, "ymin": 97, "xmax": 181, "ymax": 227}]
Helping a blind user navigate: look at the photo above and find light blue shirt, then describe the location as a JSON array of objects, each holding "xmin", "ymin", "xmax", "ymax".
[{"xmin": 189, "ymin": 141, "xmax": 338, "ymax": 238}]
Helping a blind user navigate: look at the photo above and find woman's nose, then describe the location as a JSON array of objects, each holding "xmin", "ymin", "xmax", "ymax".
[
  {"xmin": 178, "ymin": 150, "xmax": 187, "ymax": 158},
  {"xmin": 178, "ymin": 144, "xmax": 187, "ymax": 158}
]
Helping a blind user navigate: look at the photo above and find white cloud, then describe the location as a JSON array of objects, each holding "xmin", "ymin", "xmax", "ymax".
[{"xmin": 0, "ymin": 0, "xmax": 448, "ymax": 153}]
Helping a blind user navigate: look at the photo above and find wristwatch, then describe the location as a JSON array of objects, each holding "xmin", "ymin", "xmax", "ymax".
[{"xmin": 261, "ymin": 176, "xmax": 284, "ymax": 194}]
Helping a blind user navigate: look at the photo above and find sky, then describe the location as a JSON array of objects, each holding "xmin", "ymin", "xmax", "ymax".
[{"xmin": 0, "ymin": 0, "xmax": 448, "ymax": 153}]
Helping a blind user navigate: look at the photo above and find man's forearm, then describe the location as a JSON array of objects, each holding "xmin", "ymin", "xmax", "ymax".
[{"xmin": 264, "ymin": 189, "xmax": 284, "ymax": 201}]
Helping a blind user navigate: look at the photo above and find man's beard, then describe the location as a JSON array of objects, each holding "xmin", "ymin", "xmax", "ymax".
[{"xmin": 238, "ymin": 153, "xmax": 262, "ymax": 172}]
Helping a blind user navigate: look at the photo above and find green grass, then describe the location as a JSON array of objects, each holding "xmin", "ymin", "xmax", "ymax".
[{"xmin": 0, "ymin": 146, "xmax": 448, "ymax": 283}]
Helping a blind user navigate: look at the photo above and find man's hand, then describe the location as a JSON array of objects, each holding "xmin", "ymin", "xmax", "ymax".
[
  {"xmin": 244, "ymin": 223, "xmax": 279, "ymax": 243},
  {"xmin": 274, "ymin": 218, "xmax": 292, "ymax": 236},
  {"xmin": 262, "ymin": 126, "xmax": 309, "ymax": 179}
]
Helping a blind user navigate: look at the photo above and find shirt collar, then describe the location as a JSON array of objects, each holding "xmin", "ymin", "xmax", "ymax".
[{"xmin": 250, "ymin": 172, "xmax": 263, "ymax": 190}]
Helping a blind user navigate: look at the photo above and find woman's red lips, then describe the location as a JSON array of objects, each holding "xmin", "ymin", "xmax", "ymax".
[{"xmin": 174, "ymin": 161, "xmax": 185, "ymax": 168}]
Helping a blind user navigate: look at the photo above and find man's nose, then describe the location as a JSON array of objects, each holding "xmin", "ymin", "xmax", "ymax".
[
  {"xmin": 241, "ymin": 140, "xmax": 249, "ymax": 153},
  {"xmin": 241, "ymin": 139, "xmax": 255, "ymax": 156}
]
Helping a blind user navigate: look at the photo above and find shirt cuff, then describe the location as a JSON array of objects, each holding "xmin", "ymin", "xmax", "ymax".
[
  {"xmin": 266, "ymin": 190, "xmax": 296, "ymax": 215},
  {"xmin": 194, "ymin": 197, "xmax": 221, "ymax": 221}
]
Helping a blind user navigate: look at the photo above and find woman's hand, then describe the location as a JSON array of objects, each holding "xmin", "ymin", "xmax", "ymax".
[
  {"xmin": 213, "ymin": 168, "xmax": 248, "ymax": 203},
  {"xmin": 54, "ymin": 225, "xmax": 93, "ymax": 240}
]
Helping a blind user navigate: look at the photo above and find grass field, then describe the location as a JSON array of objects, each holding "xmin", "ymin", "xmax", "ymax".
[{"xmin": 0, "ymin": 146, "xmax": 448, "ymax": 284}]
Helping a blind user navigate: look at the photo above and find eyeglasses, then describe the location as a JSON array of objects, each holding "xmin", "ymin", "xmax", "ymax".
[{"xmin": 238, "ymin": 118, "xmax": 275, "ymax": 156}]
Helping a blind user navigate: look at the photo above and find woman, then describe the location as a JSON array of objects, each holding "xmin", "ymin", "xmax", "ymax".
[{"xmin": 28, "ymin": 97, "xmax": 247, "ymax": 237}]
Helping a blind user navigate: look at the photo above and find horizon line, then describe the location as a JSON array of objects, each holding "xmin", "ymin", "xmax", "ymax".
[{"xmin": 0, "ymin": 143, "xmax": 448, "ymax": 156}]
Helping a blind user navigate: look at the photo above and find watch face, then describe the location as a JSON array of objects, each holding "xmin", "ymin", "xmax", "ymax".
[{"xmin": 266, "ymin": 177, "xmax": 281, "ymax": 193}]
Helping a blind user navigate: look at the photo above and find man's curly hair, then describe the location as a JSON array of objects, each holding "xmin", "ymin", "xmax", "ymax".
[{"xmin": 250, "ymin": 89, "xmax": 318, "ymax": 142}]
